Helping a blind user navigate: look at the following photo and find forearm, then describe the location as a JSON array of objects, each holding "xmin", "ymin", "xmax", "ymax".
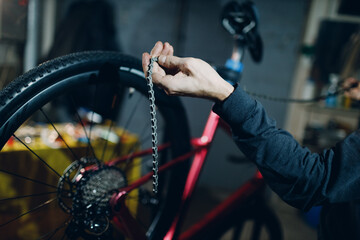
[{"xmin": 213, "ymin": 86, "xmax": 360, "ymax": 210}]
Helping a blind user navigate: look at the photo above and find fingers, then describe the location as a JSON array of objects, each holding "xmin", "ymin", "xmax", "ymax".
[
  {"xmin": 143, "ymin": 42, "xmax": 178, "ymax": 87},
  {"xmin": 162, "ymin": 42, "xmax": 174, "ymax": 56},
  {"xmin": 142, "ymin": 52, "xmax": 150, "ymax": 77},
  {"xmin": 150, "ymin": 41, "xmax": 174, "ymax": 57},
  {"xmin": 158, "ymin": 55, "xmax": 183, "ymax": 70},
  {"xmin": 147, "ymin": 41, "xmax": 174, "ymax": 75},
  {"xmin": 150, "ymin": 41, "xmax": 163, "ymax": 56},
  {"xmin": 168, "ymin": 43, "xmax": 174, "ymax": 56}
]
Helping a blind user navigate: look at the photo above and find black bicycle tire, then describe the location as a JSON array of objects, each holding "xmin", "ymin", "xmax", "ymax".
[
  {"xmin": 205, "ymin": 197, "xmax": 282, "ymax": 240},
  {"xmin": 0, "ymin": 51, "xmax": 191, "ymax": 239},
  {"xmin": 230, "ymin": 203, "xmax": 283, "ymax": 240}
]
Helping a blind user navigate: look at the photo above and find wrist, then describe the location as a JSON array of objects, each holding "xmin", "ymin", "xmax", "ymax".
[{"xmin": 216, "ymin": 81, "xmax": 235, "ymax": 102}]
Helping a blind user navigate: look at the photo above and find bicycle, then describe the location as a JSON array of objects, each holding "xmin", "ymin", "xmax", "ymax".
[{"xmin": 0, "ymin": 1, "xmax": 282, "ymax": 239}]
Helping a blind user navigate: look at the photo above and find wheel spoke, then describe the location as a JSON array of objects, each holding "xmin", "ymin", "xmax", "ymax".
[
  {"xmin": 87, "ymin": 110, "xmax": 96, "ymax": 158},
  {"xmin": 122, "ymin": 127, "xmax": 165, "ymax": 181},
  {"xmin": 12, "ymin": 134, "xmax": 62, "ymax": 179},
  {"xmin": 87, "ymin": 79, "xmax": 100, "ymax": 158},
  {"xmin": 111, "ymin": 93, "xmax": 143, "ymax": 159},
  {"xmin": 38, "ymin": 217, "xmax": 71, "ymax": 240},
  {"xmin": 0, "ymin": 197, "xmax": 57, "ymax": 228},
  {"xmin": 60, "ymin": 233, "xmax": 66, "ymax": 240},
  {"xmin": 121, "ymin": 121, "xmax": 154, "ymax": 172},
  {"xmin": 101, "ymin": 120, "xmax": 114, "ymax": 161},
  {"xmin": 71, "ymin": 97, "xmax": 97, "ymax": 159},
  {"xmin": 121, "ymin": 92, "xmax": 143, "ymax": 131},
  {"xmin": 124, "ymin": 156, "xmax": 153, "ymax": 183},
  {"xmin": 0, "ymin": 168, "xmax": 57, "ymax": 189},
  {"xmin": 101, "ymin": 93, "xmax": 121, "ymax": 161},
  {"xmin": 39, "ymin": 108, "xmax": 79, "ymax": 161},
  {"xmin": 0, "ymin": 191, "xmax": 57, "ymax": 202}
]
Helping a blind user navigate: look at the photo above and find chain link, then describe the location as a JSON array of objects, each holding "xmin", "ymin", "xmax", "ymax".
[{"xmin": 146, "ymin": 56, "xmax": 159, "ymax": 194}]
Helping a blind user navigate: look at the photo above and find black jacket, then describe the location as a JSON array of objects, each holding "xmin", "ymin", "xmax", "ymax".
[{"xmin": 213, "ymin": 86, "xmax": 360, "ymax": 239}]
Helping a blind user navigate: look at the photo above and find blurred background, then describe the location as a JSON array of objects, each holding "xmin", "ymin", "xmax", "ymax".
[{"xmin": 1, "ymin": 0, "xmax": 360, "ymax": 239}]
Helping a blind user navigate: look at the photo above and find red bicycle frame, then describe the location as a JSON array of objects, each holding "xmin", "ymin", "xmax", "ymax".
[{"xmin": 108, "ymin": 109, "xmax": 265, "ymax": 239}]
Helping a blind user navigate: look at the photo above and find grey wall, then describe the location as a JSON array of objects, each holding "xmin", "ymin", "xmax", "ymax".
[{"xmin": 114, "ymin": 0, "xmax": 309, "ymax": 190}]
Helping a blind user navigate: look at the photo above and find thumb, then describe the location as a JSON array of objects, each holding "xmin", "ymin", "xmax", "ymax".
[{"xmin": 158, "ymin": 55, "xmax": 184, "ymax": 70}]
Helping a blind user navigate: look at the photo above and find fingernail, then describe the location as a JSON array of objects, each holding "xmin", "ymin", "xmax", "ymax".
[{"xmin": 159, "ymin": 55, "xmax": 166, "ymax": 64}]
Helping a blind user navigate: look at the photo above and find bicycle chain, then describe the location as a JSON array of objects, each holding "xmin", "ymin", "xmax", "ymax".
[
  {"xmin": 146, "ymin": 56, "xmax": 159, "ymax": 194},
  {"xmin": 244, "ymin": 81, "xmax": 359, "ymax": 103}
]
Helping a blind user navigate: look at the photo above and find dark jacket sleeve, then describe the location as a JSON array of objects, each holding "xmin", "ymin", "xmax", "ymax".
[{"xmin": 213, "ymin": 86, "xmax": 360, "ymax": 211}]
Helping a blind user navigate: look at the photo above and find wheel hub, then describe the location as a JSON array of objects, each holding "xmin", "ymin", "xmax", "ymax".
[{"xmin": 57, "ymin": 158, "xmax": 127, "ymax": 238}]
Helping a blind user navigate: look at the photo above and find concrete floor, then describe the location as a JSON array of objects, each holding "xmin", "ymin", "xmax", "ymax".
[{"xmin": 182, "ymin": 186, "xmax": 317, "ymax": 240}]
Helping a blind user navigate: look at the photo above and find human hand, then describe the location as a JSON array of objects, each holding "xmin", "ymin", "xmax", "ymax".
[
  {"xmin": 343, "ymin": 77, "xmax": 360, "ymax": 100},
  {"xmin": 142, "ymin": 41, "xmax": 174, "ymax": 79},
  {"xmin": 142, "ymin": 41, "xmax": 234, "ymax": 101}
]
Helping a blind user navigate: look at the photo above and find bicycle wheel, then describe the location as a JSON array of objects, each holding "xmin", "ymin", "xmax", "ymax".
[
  {"xmin": 0, "ymin": 51, "xmax": 191, "ymax": 239},
  {"xmin": 220, "ymin": 202, "xmax": 283, "ymax": 240}
]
